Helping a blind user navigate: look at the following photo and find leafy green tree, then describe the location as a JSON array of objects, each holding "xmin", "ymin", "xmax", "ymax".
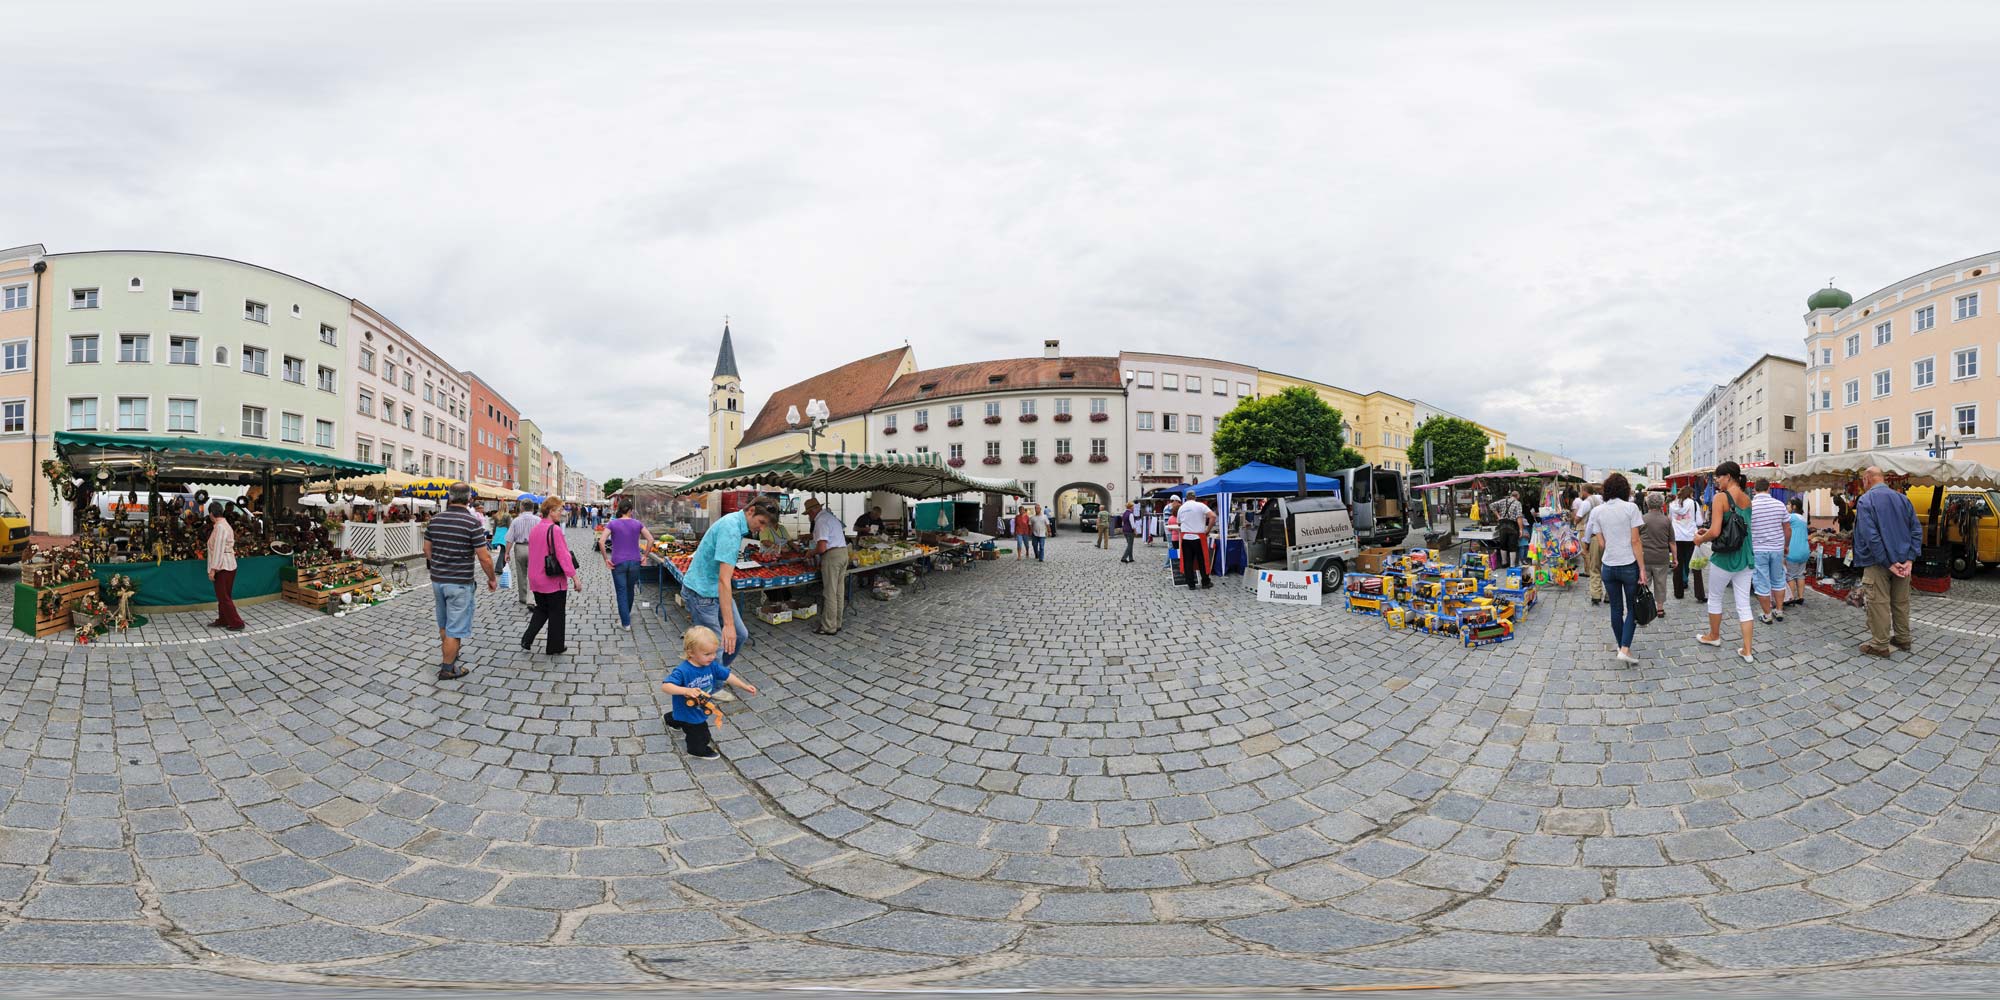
[
  {"xmin": 1483, "ymin": 455, "xmax": 1520, "ymax": 472},
  {"xmin": 1408, "ymin": 416, "xmax": 1489, "ymax": 479},
  {"xmin": 602, "ymin": 477, "xmax": 626, "ymax": 496},
  {"xmin": 1212, "ymin": 387, "xmax": 1364, "ymax": 475}
]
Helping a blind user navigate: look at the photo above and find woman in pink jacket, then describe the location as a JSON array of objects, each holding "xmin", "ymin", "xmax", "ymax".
[{"xmin": 522, "ymin": 496, "xmax": 581, "ymax": 655}]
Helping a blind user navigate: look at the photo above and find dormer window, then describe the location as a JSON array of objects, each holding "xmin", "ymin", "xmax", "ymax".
[
  {"xmin": 988, "ymin": 374, "xmax": 1006, "ymax": 384},
  {"xmin": 919, "ymin": 382, "xmax": 937, "ymax": 393},
  {"xmin": 1059, "ymin": 371, "xmax": 1075, "ymax": 380}
]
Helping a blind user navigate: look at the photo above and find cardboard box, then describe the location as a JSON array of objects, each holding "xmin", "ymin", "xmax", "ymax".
[{"xmin": 1355, "ymin": 547, "xmax": 1395, "ymax": 574}]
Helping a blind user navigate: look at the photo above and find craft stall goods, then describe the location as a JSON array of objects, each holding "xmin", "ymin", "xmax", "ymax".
[
  {"xmin": 14, "ymin": 544, "xmax": 105, "ymax": 638},
  {"xmin": 280, "ymin": 555, "xmax": 387, "ymax": 610},
  {"xmin": 1524, "ymin": 513, "xmax": 1581, "ymax": 589},
  {"xmin": 1347, "ymin": 549, "xmax": 1538, "ymax": 647}
]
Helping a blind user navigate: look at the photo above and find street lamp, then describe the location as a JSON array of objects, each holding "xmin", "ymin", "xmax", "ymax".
[
  {"xmin": 787, "ymin": 398, "xmax": 833, "ymax": 451},
  {"xmin": 1122, "ymin": 373, "xmax": 1135, "ymax": 506}
]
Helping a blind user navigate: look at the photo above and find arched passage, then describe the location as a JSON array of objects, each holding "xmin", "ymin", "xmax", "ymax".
[{"xmin": 1051, "ymin": 480, "xmax": 1112, "ymax": 530}]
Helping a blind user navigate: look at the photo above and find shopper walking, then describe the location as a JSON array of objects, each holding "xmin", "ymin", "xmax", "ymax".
[
  {"xmin": 425, "ymin": 483, "xmax": 499, "ymax": 681},
  {"xmin": 1747, "ymin": 479, "xmax": 1791, "ymax": 624},
  {"xmin": 522, "ymin": 496, "xmax": 582, "ymax": 655},
  {"xmin": 1029, "ymin": 505, "xmax": 1050, "ymax": 561},
  {"xmin": 1639, "ymin": 493, "xmax": 1674, "ymax": 623},
  {"xmin": 505, "ymin": 499, "xmax": 542, "ymax": 608},
  {"xmin": 598, "ymin": 501, "xmax": 654, "ymax": 631},
  {"xmin": 1119, "ymin": 502, "xmax": 1138, "ymax": 562},
  {"xmin": 1014, "ymin": 507, "xmax": 1031, "ymax": 560},
  {"xmin": 1096, "ymin": 506, "xmax": 1111, "ymax": 549},
  {"xmin": 1594, "ymin": 473, "xmax": 1646, "ymax": 662},
  {"xmin": 803, "ymin": 498, "xmax": 849, "ymax": 636},
  {"xmin": 1668, "ymin": 486, "xmax": 1699, "ymax": 600},
  {"xmin": 1176, "ymin": 495, "xmax": 1214, "ymax": 590},
  {"xmin": 1583, "ymin": 498, "xmax": 1605, "ymax": 604},
  {"xmin": 1785, "ymin": 496, "xmax": 1810, "ymax": 608},
  {"xmin": 1693, "ymin": 461, "xmax": 1758, "ymax": 664},
  {"xmin": 205, "ymin": 501, "xmax": 245, "ymax": 631},
  {"xmin": 1854, "ymin": 466, "xmax": 1921, "ymax": 656}
]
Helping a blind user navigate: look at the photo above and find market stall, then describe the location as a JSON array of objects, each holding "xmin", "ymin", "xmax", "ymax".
[
  {"xmin": 1780, "ymin": 451, "xmax": 2000, "ymax": 596},
  {"xmin": 22, "ymin": 432, "xmax": 385, "ymax": 628},
  {"xmin": 1183, "ymin": 462, "xmax": 1346, "ymax": 579}
]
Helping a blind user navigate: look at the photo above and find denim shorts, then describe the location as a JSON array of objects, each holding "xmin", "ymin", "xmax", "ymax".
[
  {"xmin": 1751, "ymin": 550, "xmax": 1787, "ymax": 596},
  {"xmin": 433, "ymin": 582, "xmax": 475, "ymax": 639},
  {"xmin": 1786, "ymin": 559, "xmax": 1807, "ymax": 582}
]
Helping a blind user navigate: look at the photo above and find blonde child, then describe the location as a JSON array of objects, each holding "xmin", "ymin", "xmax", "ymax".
[{"xmin": 661, "ymin": 625, "xmax": 758, "ymax": 759}]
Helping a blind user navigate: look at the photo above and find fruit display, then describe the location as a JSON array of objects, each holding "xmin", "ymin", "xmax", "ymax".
[
  {"xmin": 662, "ymin": 551, "xmax": 818, "ymax": 589},
  {"xmin": 850, "ymin": 541, "xmax": 937, "ymax": 569}
]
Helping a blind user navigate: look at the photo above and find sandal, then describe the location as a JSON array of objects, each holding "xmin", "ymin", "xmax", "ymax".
[{"xmin": 437, "ymin": 664, "xmax": 470, "ymax": 681}]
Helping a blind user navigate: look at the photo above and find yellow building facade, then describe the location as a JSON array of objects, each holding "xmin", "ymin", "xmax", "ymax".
[{"xmin": 1255, "ymin": 371, "xmax": 1423, "ymax": 471}]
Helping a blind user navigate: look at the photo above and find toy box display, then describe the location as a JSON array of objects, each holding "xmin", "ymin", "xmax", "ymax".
[{"xmin": 1346, "ymin": 547, "xmax": 1536, "ymax": 646}]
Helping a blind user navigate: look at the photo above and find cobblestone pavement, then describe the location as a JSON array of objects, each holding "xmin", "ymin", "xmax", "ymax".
[{"xmin": 2, "ymin": 527, "xmax": 2000, "ymax": 992}]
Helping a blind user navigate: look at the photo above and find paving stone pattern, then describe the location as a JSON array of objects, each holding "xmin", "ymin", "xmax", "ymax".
[{"xmin": 2, "ymin": 528, "xmax": 2000, "ymax": 988}]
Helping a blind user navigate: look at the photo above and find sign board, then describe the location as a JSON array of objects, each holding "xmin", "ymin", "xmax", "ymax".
[
  {"xmin": 1291, "ymin": 510, "xmax": 1356, "ymax": 554},
  {"xmin": 1257, "ymin": 569, "xmax": 1322, "ymax": 605}
]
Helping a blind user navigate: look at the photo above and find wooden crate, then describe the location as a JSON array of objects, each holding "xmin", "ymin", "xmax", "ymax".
[
  {"xmin": 281, "ymin": 575, "xmax": 384, "ymax": 609},
  {"xmin": 12, "ymin": 579, "xmax": 102, "ymax": 637},
  {"xmin": 282, "ymin": 559, "xmax": 367, "ymax": 587}
]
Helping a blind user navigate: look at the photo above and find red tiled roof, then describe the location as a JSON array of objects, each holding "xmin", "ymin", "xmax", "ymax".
[
  {"xmin": 741, "ymin": 346, "xmax": 914, "ymax": 446},
  {"xmin": 876, "ymin": 356, "xmax": 1122, "ymax": 407}
]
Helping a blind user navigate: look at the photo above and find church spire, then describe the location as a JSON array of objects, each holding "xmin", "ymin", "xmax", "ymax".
[{"xmin": 713, "ymin": 320, "xmax": 740, "ymax": 380}]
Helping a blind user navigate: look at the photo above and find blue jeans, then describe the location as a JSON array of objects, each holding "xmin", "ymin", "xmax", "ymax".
[
  {"xmin": 1751, "ymin": 550, "xmax": 1786, "ymax": 597},
  {"xmin": 612, "ymin": 560, "xmax": 642, "ymax": 626},
  {"xmin": 1031, "ymin": 535, "xmax": 1045, "ymax": 560},
  {"xmin": 1602, "ymin": 562, "xmax": 1639, "ymax": 650},
  {"xmin": 682, "ymin": 588, "xmax": 748, "ymax": 668}
]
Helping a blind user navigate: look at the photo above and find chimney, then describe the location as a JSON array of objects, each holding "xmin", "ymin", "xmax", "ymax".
[{"xmin": 1043, "ymin": 339, "xmax": 1060, "ymax": 359}]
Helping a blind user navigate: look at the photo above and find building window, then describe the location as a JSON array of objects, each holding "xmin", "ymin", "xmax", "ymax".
[
  {"xmin": 117, "ymin": 396, "xmax": 149, "ymax": 431},
  {"xmin": 1873, "ymin": 370, "xmax": 1891, "ymax": 398},
  {"xmin": 1019, "ymin": 399, "xmax": 1036, "ymax": 416},
  {"xmin": 357, "ymin": 441, "xmax": 372, "ymax": 465},
  {"xmin": 214, "ymin": 345, "xmax": 228, "ymax": 366},
  {"xmin": 1782, "ymin": 415, "xmax": 1795, "ymax": 430},
  {"xmin": 244, "ymin": 300, "xmax": 268, "ymax": 323},
  {"xmin": 883, "ymin": 413, "xmax": 896, "ymax": 430},
  {"xmin": 381, "ymin": 398, "xmax": 395, "ymax": 423},
  {"xmin": 948, "ymin": 403, "xmax": 963, "ymax": 422},
  {"xmin": 1187, "ymin": 414, "xmax": 1203, "ymax": 433},
  {"xmin": 160, "ymin": 335, "xmax": 197, "ymax": 366},
  {"xmin": 319, "ymin": 323, "xmax": 338, "ymax": 346},
  {"xmin": 171, "ymin": 289, "xmax": 200, "ymax": 312},
  {"xmin": 1954, "ymin": 347, "xmax": 1979, "ymax": 381},
  {"xmin": 69, "ymin": 334, "xmax": 98, "ymax": 364},
  {"xmin": 167, "ymin": 398, "xmax": 197, "ymax": 433},
  {"xmin": 1, "ymin": 284, "xmax": 28, "ymax": 310},
  {"xmin": 119, "ymin": 333, "xmax": 150, "ymax": 363},
  {"xmin": 315, "ymin": 419, "xmax": 334, "ymax": 448},
  {"xmin": 423, "ymin": 414, "xmax": 434, "ymax": 438},
  {"xmin": 1162, "ymin": 412, "xmax": 1179, "ymax": 432},
  {"xmin": 1163, "ymin": 453, "xmax": 1178, "ymax": 472},
  {"xmin": 1090, "ymin": 397, "xmax": 1107, "ymax": 414},
  {"xmin": 1021, "ymin": 439, "xmax": 1037, "ymax": 458},
  {"xmin": 358, "ymin": 389, "xmax": 374, "ymax": 416},
  {"xmin": 1916, "ymin": 305, "xmax": 1936, "ymax": 331},
  {"xmin": 1782, "ymin": 449, "xmax": 1794, "ymax": 464},
  {"xmin": 984, "ymin": 401, "xmax": 1001, "ymax": 419},
  {"xmin": 71, "ymin": 288, "xmax": 98, "ymax": 310},
  {"xmin": 1916, "ymin": 410, "xmax": 1935, "ymax": 441},
  {"xmin": 280, "ymin": 411, "xmax": 303, "ymax": 443},
  {"xmin": 242, "ymin": 346, "xmax": 268, "ymax": 375},
  {"xmin": 359, "ymin": 348, "xmax": 375, "ymax": 373},
  {"xmin": 281, "ymin": 356, "xmax": 304, "ymax": 384},
  {"xmin": 1214, "ymin": 380, "xmax": 1228, "ymax": 396},
  {"xmin": 1820, "ymin": 432, "xmax": 1832, "ymax": 453},
  {"xmin": 1874, "ymin": 419, "xmax": 1891, "ymax": 447},
  {"xmin": 1138, "ymin": 452, "xmax": 1154, "ymax": 472},
  {"xmin": 915, "ymin": 408, "xmax": 929, "ymax": 425},
  {"xmin": 1818, "ymin": 347, "xmax": 1831, "ymax": 365},
  {"xmin": 67, "ymin": 397, "xmax": 97, "ymax": 430},
  {"xmin": 1188, "ymin": 454, "xmax": 1202, "ymax": 475},
  {"xmin": 1137, "ymin": 411, "xmax": 1154, "ymax": 431},
  {"xmin": 1843, "ymin": 379, "xmax": 1859, "ymax": 406},
  {"xmin": 242, "ymin": 405, "xmax": 267, "ymax": 438},
  {"xmin": 1053, "ymin": 398, "xmax": 1070, "ymax": 416},
  {"xmin": 1843, "ymin": 425, "xmax": 1858, "ymax": 451},
  {"xmin": 403, "ymin": 372, "xmax": 413, "ymax": 392},
  {"xmin": 1957, "ymin": 404, "xmax": 1979, "ymax": 437},
  {"xmin": 383, "ymin": 360, "xmax": 396, "ymax": 383},
  {"xmin": 0, "ymin": 400, "xmax": 24, "ymax": 435},
  {"xmin": 318, "ymin": 366, "xmax": 336, "ymax": 393},
  {"xmin": 1136, "ymin": 371, "xmax": 1154, "ymax": 388},
  {"xmin": 985, "ymin": 440, "xmax": 1001, "ymax": 459},
  {"xmin": 1163, "ymin": 373, "xmax": 1179, "ymax": 390},
  {"xmin": 1875, "ymin": 320, "xmax": 1892, "ymax": 346},
  {"xmin": 1236, "ymin": 382, "xmax": 1251, "ymax": 396},
  {"xmin": 1956, "ymin": 292, "xmax": 1980, "ymax": 320},
  {"xmin": 949, "ymin": 443, "xmax": 963, "ymax": 461},
  {"xmin": 0, "ymin": 340, "xmax": 26, "ymax": 373},
  {"xmin": 1091, "ymin": 437, "xmax": 1107, "ymax": 457},
  {"xmin": 1055, "ymin": 438, "xmax": 1071, "ymax": 456},
  {"xmin": 1844, "ymin": 333, "xmax": 1860, "ymax": 357},
  {"xmin": 1186, "ymin": 376, "xmax": 1202, "ymax": 393},
  {"xmin": 423, "ymin": 383, "xmax": 433, "ymax": 403},
  {"xmin": 1915, "ymin": 357, "xmax": 1936, "ymax": 389}
]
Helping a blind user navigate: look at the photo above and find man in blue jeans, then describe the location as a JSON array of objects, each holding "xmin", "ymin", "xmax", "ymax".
[
  {"xmin": 681, "ymin": 497, "xmax": 781, "ymax": 697},
  {"xmin": 424, "ymin": 483, "xmax": 499, "ymax": 681},
  {"xmin": 1748, "ymin": 479, "xmax": 1791, "ymax": 625}
]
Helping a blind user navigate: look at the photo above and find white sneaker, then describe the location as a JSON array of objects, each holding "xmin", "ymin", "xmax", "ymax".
[{"xmin": 1616, "ymin": 651, "xmax": 1638, "ymax": 664}]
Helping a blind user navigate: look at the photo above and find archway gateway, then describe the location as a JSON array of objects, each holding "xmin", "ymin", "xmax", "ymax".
[{"xmin": 1052, "ymin": 481, "xmax": 1112, "ymax": 529}]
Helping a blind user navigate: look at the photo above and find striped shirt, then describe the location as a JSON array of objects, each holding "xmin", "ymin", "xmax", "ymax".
[
  {"xmin": 1750, "ymin": 493, "xmax": 1787, "ymax": 553},
  {"xmin": 424, "ymin": 507, "xmax": 491, "ymax": 584}
]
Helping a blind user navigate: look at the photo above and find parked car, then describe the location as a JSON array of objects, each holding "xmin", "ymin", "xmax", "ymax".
[{"xmin": 1078, "ymin": 501, "xmax": 1103, "ymax": 531}]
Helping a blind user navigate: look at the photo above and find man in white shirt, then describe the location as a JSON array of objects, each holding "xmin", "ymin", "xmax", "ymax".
[
  {"xmin": 504, "ymin": 499, "xmax": 542, "ymax": 608},
  {"xmin": 1175, "ymin": 496, "xmax": 1215, "ymax": 590},
  {"xmin": 1668, "ymin": 487, "xmax": 1700, "ymax": 600},
  {"xmin": 803, "ymin": 498, "xmax": 849, "ymax": 635}
]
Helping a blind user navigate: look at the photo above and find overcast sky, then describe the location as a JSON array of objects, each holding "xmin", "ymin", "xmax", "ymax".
[{"xmin": 10, "ymin": 0, "xmax": 2000, "ymax": 475}]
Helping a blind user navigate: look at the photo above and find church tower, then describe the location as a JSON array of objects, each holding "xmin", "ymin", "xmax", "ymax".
[{"xmin": 708, "ymin": 322, "xmax": 744, "ymax": 469}]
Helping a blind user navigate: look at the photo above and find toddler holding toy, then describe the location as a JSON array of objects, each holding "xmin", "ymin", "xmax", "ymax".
[{"xmin": 661, "ymin": 625, "xmax": 758, "ymax": 759}]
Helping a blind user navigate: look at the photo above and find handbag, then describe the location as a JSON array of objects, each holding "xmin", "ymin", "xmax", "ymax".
[
  {"xmin": 1633, "ymin": 579, "xmax": 1657, "ymax": 626},
  {"xmin": 1712, "ymin": 493, "xmax": 1748, "ymax": 555},
  {"xmin": 543, "ymin": 522, "xmax": 577, "ymax": 577}
]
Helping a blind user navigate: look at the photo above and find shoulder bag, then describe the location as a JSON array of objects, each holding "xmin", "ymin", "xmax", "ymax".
[
  {"xmin": 1712, "ymin": 492, "xmax": 1748, "ymax": 555},
  {"xmin": 543, "ymin": 522, "xmax": 578, "ymax": 577}
]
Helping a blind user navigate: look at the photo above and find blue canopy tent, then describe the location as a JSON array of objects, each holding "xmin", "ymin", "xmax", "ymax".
[
  {"xmin": 1182, "ymin": 462, "xmax": 1345, "ymax": 578},
  {"xmin": 1148, "ymin": 484, "xmax": 1193, "ymax": 499}
]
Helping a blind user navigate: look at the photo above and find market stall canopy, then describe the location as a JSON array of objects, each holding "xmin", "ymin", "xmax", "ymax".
[
  {"xmin": 401, "ymin": 477, "xmax": 460, "ymax": 500},
  {"xmin": 674, "ymin": 450, "xmax": 1026, "ymax": 499},
  {"xmin": 306, "ymin": 470, "xmax": 425, "ymax": 496},
  {"xmin": 55, "ymin": 431, "xmax": 384, "ymax": 484},
  {"xmin": 1186, "ymin": 462, "xmax": 1341, "ymax": 498},
  {"xmin": 1780, "ymin": 452, "xmax": 2000, "ymax": 491},
  {"xmin": 1414, "ymin": 469, "xmax": 1582, "ymax": 492}
]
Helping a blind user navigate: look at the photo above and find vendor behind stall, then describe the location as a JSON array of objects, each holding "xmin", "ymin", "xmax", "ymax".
[{"xmin": 854, "ymin": 506, "xmax": 886, "ymax": 536}]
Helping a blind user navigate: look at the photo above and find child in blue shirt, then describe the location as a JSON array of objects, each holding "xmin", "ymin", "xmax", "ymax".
[{"xmin": 661, "ymin": 625, "xmax": 758, "ymax": 759}]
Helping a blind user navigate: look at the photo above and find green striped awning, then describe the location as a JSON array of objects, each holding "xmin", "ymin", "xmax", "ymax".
[
  {"xmin": 54, "ymin": 431, "xmax": 386, "ymax": 483},
  {"xmin": 674, "ymin": 450, "xmax": 1025, "ymax": 499}
]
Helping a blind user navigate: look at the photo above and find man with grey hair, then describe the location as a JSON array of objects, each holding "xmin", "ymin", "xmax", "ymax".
[
  {"xmin": 1854, "ymin": 466, "xmax": 1921, "ymax": 656},
  {"xmin": 505, "ymin": 498, "xmax": 542, "ymax": 607},
  {"xmin": 1638, "ymin": 492, "xmax": 1675, "ymax": 623},
  {"xmin": 424, "ymin": 482, "xmax": 498, "ymax": 681}
]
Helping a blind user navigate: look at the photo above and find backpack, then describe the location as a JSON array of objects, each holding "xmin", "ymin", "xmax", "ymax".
[{"xmin": 1712, "ymin": 492, "xmax": 1748, "ymax": 556}]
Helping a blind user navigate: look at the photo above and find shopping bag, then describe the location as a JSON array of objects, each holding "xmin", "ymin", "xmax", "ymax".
[
  {"xmin": 497, "ymin": 565, "xmax": 511, "ymax": 589},
  {"xmin": 1633, "ymin": 582, "xmax": 1657, "ymax": 626}
]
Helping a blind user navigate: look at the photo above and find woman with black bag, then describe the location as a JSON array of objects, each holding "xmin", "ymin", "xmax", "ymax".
[
  {"xmin": 1593, "ymin": 473, "xmax": 1647, "ymax": 663},
  {"xmin": 1693, "ymin": 461, "xmax": 1757, "ymax": 664},
  {"xmin": 523, "ymin": 496, "xmax": 582, "ymax": 655}
]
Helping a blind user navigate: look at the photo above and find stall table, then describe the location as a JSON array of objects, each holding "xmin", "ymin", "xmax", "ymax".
[{"xmin": 91, "ymin": 554, "xmax": 291, "ymax": 611}]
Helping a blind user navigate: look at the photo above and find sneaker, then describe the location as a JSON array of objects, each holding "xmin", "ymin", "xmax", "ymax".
[
  {"xmin": 1773, "ymin": 611, "xmax": 1784, "ymax": 622},
  {"xmin": 1760, "ymin": 613, "xmax": 1773, "ymax": 625},
  {"xmin": 689, "ymin": 748, "xmax": 721, "ymax": 760},
  {"xmin": 1616, "ymin": 651, "xmax": 1638, "ymax": 664}
]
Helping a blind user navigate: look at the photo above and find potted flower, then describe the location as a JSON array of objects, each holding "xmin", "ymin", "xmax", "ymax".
[
  {"xmin": 912, "ymin": 423, "xmax": 928, "ymax": 432},
  {"xmin": 1018, "ymin": 413, "xmax": 1038, "ymax": 423},
  {"xmin": 1089, "ymin": 412, "xmax": 1109, "ymax": 422},
  {"xmin": 983, "ymin": 415, "xmax": 1002, "ymax": 425},
  {"xmin": 1020, "ymin": 455, "xmax": 1039, "ymax": 464},
  {"xmin": 882, "ymin": 425, "xmax": 898, "ymax": 435},
  {"xmin": 981, "ymin": 456, "xmax": 1003, "ymax": 465},
  {"xmin": 1088, "ymin": 453, "xmax": 1109, "ymax": 463},
  {"xmin": 1053, "ymin": 412, "xmax": 1073, "ymax": 422},
  {"xmin": 1054, "ymin": 453, "xmax": 1074, "ymax": 464},
  {"xmin": 947, "ymin": 418, "xmax": 964, "ymax": 427},
  {"xmin": 946, "ymin": 457, "xmax": 966, "ymax": 468}
]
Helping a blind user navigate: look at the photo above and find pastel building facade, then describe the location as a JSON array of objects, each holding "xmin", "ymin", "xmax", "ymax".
[
  {"xmin": 1118, "ymin": 351, "xmax": 1258, "ymax": 491},
  {"xmin": 1715, "ymin": 353, "xmax": 1805, "ymax": 468},
  {"xmin": 517, "ymin": 418, "xmax": 544, "ymax": 493},
  {"xmin": 463, "ymin": 369, "xmax": 519, "ymax": 493},
  {"xmin": 1255, "ymin": 372, "xmax": 1421, "ymax": 471},
  {"xmin": 347, "ymin": 301, "xmax": 469, "ymax": 481},
  {"xmin": 0, "ymin": 245, "xmax": 50, "ymax": 530}
]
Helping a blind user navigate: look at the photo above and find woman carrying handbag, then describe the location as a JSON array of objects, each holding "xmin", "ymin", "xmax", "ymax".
[{"xmin": 523, "ymin": 496, "xmax": 582, "ymax": 655}]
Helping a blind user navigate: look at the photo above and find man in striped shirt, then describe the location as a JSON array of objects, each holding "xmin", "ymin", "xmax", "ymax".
[{"xmin": 425, "ymin": 482, "xmax": 497, "ymax": 681}]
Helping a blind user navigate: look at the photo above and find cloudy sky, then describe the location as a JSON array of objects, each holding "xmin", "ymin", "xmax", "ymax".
[{"xmin": 10, "ymin": 0, "xmax": 2000, "ymax": 475}]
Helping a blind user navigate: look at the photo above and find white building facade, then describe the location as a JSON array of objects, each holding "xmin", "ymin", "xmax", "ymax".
[
  {"xmin": 348, "ymin": 301, "xmax": 471, "ymax": 481},
  {"xmin": 1118, "ymin": 351, "xmax": 1258, "ymax": 493}
]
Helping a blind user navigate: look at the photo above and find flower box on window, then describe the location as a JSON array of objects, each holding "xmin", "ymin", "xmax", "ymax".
[
  {"xmin": 1054, "ymin": 453, "xmax": 1074, "ymax": 464},
  {"xmin": 912, "ymin": 423, "xmax": 928, "ymax": 432},
  {"xmin": 946, "ymin": 457, "xmax": 966, "ymax": 467},
  {"xmin": 1018, "ymin": 413, "xmax": 1038, "ymax": 423},
  {"xmin": 1053, "ymin": 412, "xmax": 1073, "ymax": 422},
  {"xmin": 947, "ymin": 418, "xmax": 964, "ymax": 427},
  {"xmin": 981, "ymin": 455, "xmax": 1002, "ymax": 465},
  {"xmin": 983, "ymin": 415, "xmax": 1002, "ymax": 425},
  {"xmin": 1088, "ymin": 453, "xmax": 1109, "ymax": 463},
  {"xmin": 1089, "ymin": 412, "xmax": 1110, "ymax": 422},
  {"xmin": 882, "ymin": 425, "xmax": 897, "ymax": 435},
  {"xmin": 1020, "ymin": 455, "xmax": 1038, "ymax": 464}
]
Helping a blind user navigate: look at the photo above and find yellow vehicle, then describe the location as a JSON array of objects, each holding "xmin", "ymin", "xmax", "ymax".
[
  {"xmin": 1907, "ymin": 485, "xmax": 2000, "ymax": 578},
  {"xmin": 0, "ymin": 474, "xmax": 29, "ymax": 563}
]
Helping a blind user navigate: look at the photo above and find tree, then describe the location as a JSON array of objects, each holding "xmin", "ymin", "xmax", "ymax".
[
  {"xmin": 1483, "ymin": 455, "xmax": 1520, "ymax": 472},
  {"xmin": 602, "ymin": 477, "xmax": 625, "ymax": 496},
  {"xmin": 1408, "ymin": 417, "xmax": 1489, "ymax": 479},
  {"xmin": 1212, "ymin": 387, "xmax": 1364, "ymax": 476}
]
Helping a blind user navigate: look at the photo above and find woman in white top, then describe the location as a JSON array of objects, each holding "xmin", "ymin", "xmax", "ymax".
[
  {"xmin": 1593, "ymin": 473, "xmax": 1647, "ymax": 663},
  {"xmin": 1667, "ymin": 486, "xmax": 1700, "ymax": 601}
]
